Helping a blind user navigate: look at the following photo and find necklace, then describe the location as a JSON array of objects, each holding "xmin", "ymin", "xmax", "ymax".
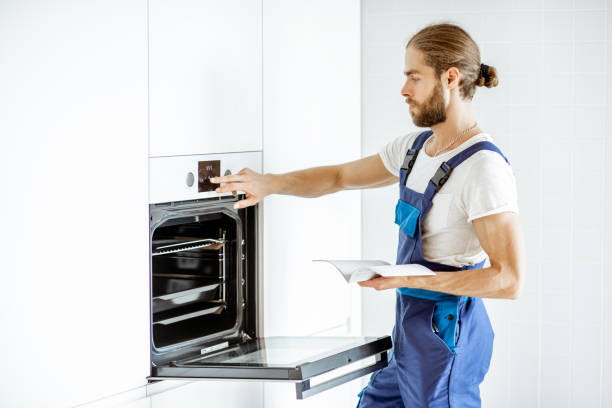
[{"xmin": 428, "ymin": 122, "xmax": 478, "ymax": 157}]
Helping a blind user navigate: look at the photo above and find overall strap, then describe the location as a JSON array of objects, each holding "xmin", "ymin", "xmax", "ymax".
[
  {"xmin": 400, "ymin": 130, "xmax": 433, "ymax": 183},
  {"xmin": 424, "ymin": 141, "xmax": 510, "ymax": 200}
]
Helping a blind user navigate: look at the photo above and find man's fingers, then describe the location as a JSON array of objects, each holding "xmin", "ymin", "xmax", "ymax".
[
  {"xmin": 210, "ymin": 167, "xmax": 253, "ymax": 184},
  {"xmin": 358, "ymin": 276, "xmax": 395, "ymax": 291},
  {"xmin": 210, "ymin": 174, "xmax": 245, "ymax": 184},
  {"xmin": 215, "ymin": 183, "xmax": 242, "ymax": 193},
  {"xmin": 233, "ymin": 197, "xmax": 257, "ymax": 209}
]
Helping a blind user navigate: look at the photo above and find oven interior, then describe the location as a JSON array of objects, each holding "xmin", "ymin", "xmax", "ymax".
[{"xmin": 150, "ymin": 198, "xmax": 257, "ymax": 365}]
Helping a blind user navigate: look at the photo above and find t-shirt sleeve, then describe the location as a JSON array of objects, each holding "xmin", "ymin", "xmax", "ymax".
[
  {"xmin": 460, "ymin": 152, "xmax": 520, "ymax": 223},
  {"xmin": 378, "ymin": 131, "xmax": 421, "ymax": 177}
]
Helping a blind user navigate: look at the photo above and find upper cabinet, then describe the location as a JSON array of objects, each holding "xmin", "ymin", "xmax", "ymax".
[{"xmin": 149, "ymin": 0, "xmax": 262, "ymax": 157}]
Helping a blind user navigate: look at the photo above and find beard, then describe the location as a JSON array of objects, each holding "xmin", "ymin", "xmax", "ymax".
[{"xmin": 408, "ymin": 81, "xmax": 447, "ymax": 127}]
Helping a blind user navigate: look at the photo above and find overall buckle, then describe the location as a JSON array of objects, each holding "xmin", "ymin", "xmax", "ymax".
[
  {"xmin": 431, "ymin": 161, "xmax": 452, "ymax": 192},
  {"xmin": 400, "ymin": 149, "xmax": 418, "ymax": 171}
]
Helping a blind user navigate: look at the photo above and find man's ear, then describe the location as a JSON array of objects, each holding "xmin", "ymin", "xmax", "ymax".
[{"xmin": 445, "ymin": 66, "xmax": 461, "ymax": 90}]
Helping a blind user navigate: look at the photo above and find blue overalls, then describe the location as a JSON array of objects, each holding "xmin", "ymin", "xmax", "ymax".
[{"xmin": 357, "ymin": 130, "xmax": 511, "ymax": 408}]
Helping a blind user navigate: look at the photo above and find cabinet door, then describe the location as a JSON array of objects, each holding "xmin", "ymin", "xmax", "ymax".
[
  {"xmin": 150, "ymin": 381, "xmax": 263, "ymax": 408},
  {"xmin": 0, "ymin": 1, "xmax": 149, "ymax": 407},
  {"xmin": 149, "ymin": 0, "xmax": 262, "ymax": 157},
  {"xmin": 262, "ymin": 0, "xmax": 362, "ymax": 337}
]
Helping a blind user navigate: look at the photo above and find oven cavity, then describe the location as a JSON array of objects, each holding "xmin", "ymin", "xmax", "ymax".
[{"xmin": 151, "ymin": 210, "xmax": 242, "ymax": 350}]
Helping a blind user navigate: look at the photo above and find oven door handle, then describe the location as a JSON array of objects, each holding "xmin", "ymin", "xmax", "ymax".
[{"xmin": 295, "ymin": 351, "xmax": 388, "ymax": 400}]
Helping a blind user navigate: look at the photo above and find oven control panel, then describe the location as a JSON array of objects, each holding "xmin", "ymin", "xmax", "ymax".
[
  {"xmin": 149, "ymin": 151, "xmax": 262, "ymax": 204},
  {"xmin": 198, "ymin": 160, "xmax": 220, "ymax": 192}
]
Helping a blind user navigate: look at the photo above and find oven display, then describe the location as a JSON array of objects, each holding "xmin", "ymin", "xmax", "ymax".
[{"xmin": 198, "ymin": 160, "xmax": 221, "ymax": 192}]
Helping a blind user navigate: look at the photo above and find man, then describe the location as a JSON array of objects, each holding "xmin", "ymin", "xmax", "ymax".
[{"xmin": 212, "ymin": 23, "xmax": 525, "ymax": 408}]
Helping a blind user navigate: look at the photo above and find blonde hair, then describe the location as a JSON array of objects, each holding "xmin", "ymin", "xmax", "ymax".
[{"xmin": 407, "ymin": 23, "xmax": 498, "ymax": 100}]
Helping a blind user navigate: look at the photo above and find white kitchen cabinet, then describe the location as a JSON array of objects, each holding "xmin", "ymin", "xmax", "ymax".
[
  {"xmin": 0, "ymin": 1, "xmax": 149, "ymax": 407},
  {"xmin": 148, "ymin": 0, "xmax": 263, "ymax": 157},
  {"xmin": 262, "ymin": 0, "xmax": 361, "ymax": 338},
  {"xmin": 262, "ymin": 0, "xmax": 363, "ymax": 406},
  {"xmin": 75, "ymin": 380, "xmax": 262, "ymax": 408},
  {"xmin": 150, "ymin": 381, "xmax": 263, "ymax": 408},
  {"xmin": 1, "ymin": 0, "xmax": 366, "ymax": 406}
]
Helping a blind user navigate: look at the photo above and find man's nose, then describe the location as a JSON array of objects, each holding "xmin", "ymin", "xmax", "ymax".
[{"xmin": 401, "ymin": 80, "xmax": 411, "ymax": 97}]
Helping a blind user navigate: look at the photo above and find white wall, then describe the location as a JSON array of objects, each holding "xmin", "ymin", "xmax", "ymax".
[{"xmin": 361, "ymin": 1, "xmax": 612, "ymax": 407}]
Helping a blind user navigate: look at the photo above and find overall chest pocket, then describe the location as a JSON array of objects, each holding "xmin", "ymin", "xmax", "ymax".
[{"xmin": 394, "ymin": 199, "xmax": 421, "ymax": 238}]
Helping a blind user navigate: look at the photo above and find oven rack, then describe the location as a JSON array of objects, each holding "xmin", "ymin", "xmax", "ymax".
[
  {"xmin": 153, "ymin": 278, "xmax": 225, "ymax": 300},
  {"xmin": 152, "ymin": 273, "xmax": 226, "ymax": 311},
  {"xmin": 152, "ymin": 238, "xmax": 226, "ymax": 256},
  {"xmin": 153, "ymin": 300, "xmax": 226, "ymax": 326}
]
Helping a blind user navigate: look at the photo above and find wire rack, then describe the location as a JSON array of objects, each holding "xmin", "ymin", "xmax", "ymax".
[{"xmin": 152, "ymin": 238, "xmax": 225, "ymax": 256}]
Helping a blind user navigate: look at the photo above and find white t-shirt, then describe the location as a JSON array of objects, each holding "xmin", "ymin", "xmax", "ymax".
[{"xmin": 378, "ymin": 130, "xmax": 519, "ymax": 268}]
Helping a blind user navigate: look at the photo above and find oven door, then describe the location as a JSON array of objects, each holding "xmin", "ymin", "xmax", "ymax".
[{"xmin": 148, "ymin": 335, "xmax": 391, "ymax": 399}]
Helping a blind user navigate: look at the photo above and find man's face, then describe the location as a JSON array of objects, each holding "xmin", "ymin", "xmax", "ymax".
[{"xmin": 401, "ymin": 47, "xmax": 447, "ymax": 127}]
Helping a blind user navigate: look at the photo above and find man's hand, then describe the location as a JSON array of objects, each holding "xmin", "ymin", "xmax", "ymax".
[
  {"xmin": 358, "ymin": 275, "xmax": 429, "ymax": 290},
  {"xmin": 211, "ymin": 168, "xmax": 274, "ymax": 209}
]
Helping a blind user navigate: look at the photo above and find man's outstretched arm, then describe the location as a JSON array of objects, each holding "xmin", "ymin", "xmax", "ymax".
[{"xmin": 211, "ymin": 154, "xmax": 397, "ymax": 208}]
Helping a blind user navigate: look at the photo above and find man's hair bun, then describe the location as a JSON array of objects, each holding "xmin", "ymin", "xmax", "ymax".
[{"xmin": 476, "ymin": 63, "xmax": 498, "ymax": 88}]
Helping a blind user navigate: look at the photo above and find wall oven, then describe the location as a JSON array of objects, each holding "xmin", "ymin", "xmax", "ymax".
[{"xmin": 147, "ymin": 152, "xmax": 391, "ymax": 399}]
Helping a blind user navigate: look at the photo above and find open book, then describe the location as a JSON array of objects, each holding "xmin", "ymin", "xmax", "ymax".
[{"xmin": 313, "ymin": 259, "xmax": 435, "ymax": 283}]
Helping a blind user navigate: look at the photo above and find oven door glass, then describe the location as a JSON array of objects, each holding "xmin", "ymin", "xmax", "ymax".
[{"xmin": 149, "ymin": 335, "xmax": 391, "ymax": 399}]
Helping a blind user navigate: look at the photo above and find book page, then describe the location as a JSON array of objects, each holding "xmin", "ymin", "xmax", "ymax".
[
  {"xmin": 314, "ymin": 260, "xmax": 435, "ymax": 283},
  {"xmin": 313, "ymin": 260, "xmax": 389, "ymax": 283}
]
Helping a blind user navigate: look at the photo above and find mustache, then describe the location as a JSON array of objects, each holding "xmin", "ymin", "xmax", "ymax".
[{"xmin": 405, "ymin": 98, "xmax": 417, "ymax": 105}]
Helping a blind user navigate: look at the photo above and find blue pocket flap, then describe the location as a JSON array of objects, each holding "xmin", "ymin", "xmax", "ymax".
[{"xmin": 394, "ymin": 199, "xmax": 420, "ymax": 238}]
